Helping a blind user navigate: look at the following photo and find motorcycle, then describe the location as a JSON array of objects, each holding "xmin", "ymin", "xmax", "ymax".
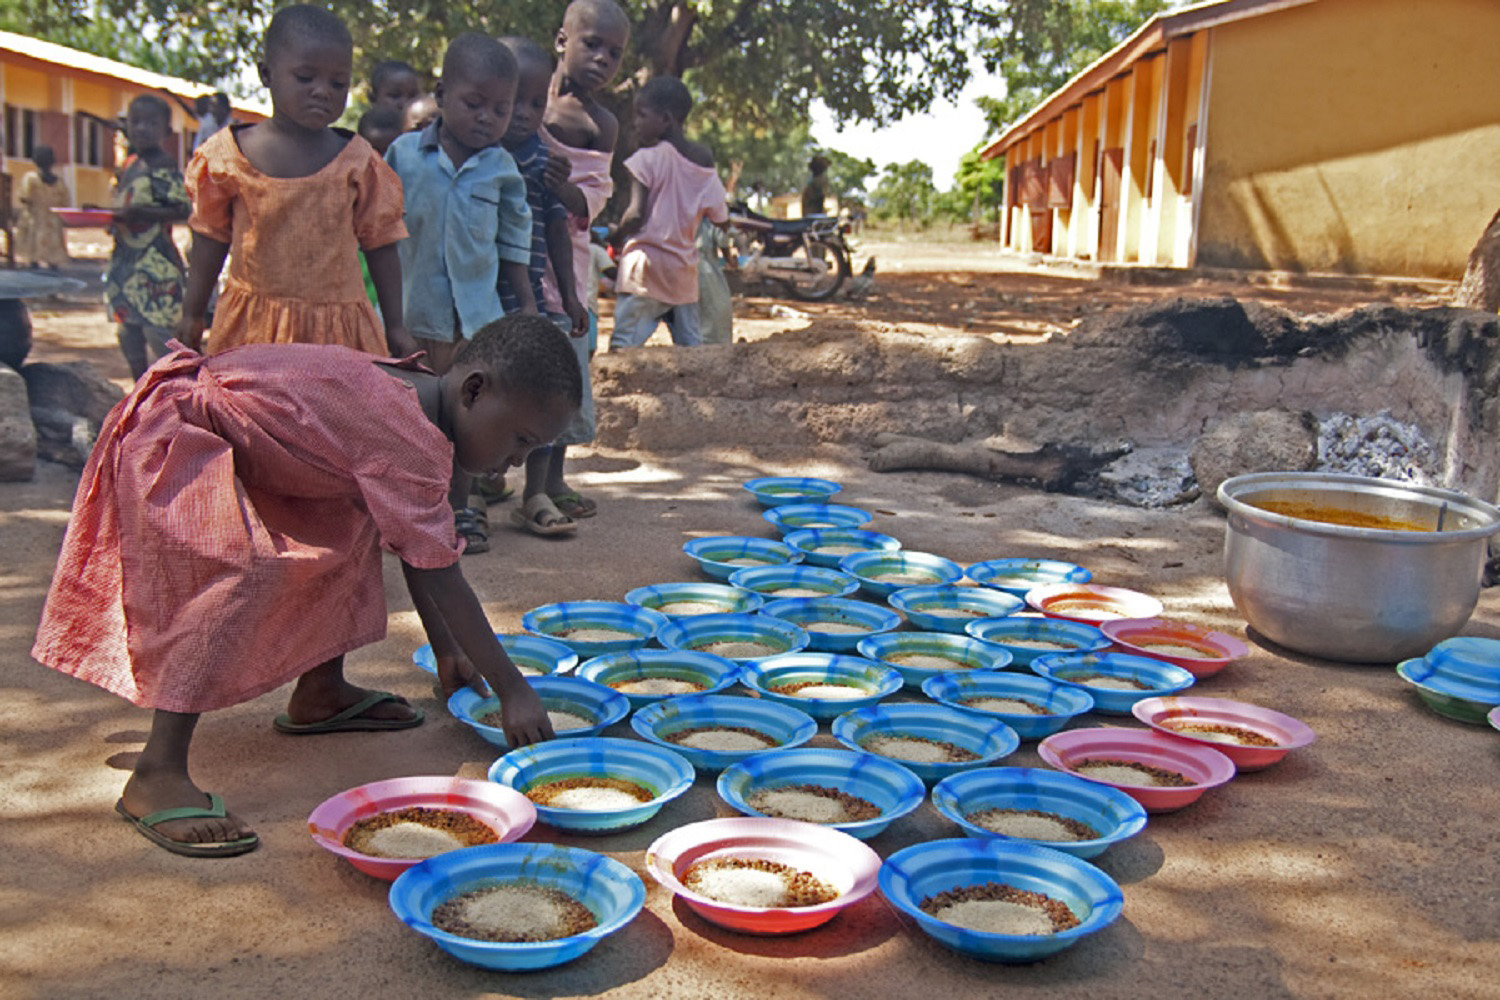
[{"xmin": 725, "ymin": 202, "xmax": 854, "ymax": 302}]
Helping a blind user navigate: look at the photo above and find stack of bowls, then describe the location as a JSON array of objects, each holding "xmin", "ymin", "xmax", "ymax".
[{"xmin": 1395, "ymin": 637, "xmax": 1500, "ymax": 724}]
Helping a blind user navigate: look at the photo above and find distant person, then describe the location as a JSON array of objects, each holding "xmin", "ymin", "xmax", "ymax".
[
  {"xmin": 368, "ymin": 59, "xmax": 421, "ymax": 117},
  {"xmin": 609, "ymin": 76, "xmax": 729, "ymax": 349},
  {"xmin": 403, "ymin": 93, "xmax": 439, "ymax": 132},
  {"xmin": 802, "ymin": 154, "xmax": 831, "ymax": 217},
  {"xmin": 16, "ymin": 145, "xmax": 70, "ymax": 270}
]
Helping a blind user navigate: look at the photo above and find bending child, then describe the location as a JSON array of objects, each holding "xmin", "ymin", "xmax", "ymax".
[{"xmin": 32, "ymin": 315, "xmax": 579, "ymax": 858}]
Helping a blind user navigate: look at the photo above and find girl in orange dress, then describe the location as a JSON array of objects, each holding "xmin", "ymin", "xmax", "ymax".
[{"xmin": 175, "ymin": 5, "xmax": 415, "ymax": 358}]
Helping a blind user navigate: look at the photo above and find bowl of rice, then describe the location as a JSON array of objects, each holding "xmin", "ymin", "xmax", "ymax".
[
  {"xmin": 684, "ymin": 535, "xmax": 803, "ymax": 581},
  {"xmin": 743, "ymin": 476, "xmax": 842, "ymax": 507},
  {"xmin": 1100, "ymin": 618, "xmax": 1249, "ymax": 678},
  {"xmin": 1038, "ymin": 727, "xmax": 1236, "ymax": 813},
  {"xmin": 839, "ymin": 550, "xmax": 965, "ymax": 599},
  {"xmin": 965, "ymin": 558, "xmax": 1093, "ymax": 599},
  {"xmin": 739, "ymin": 652, "xmax": 904, "ymax": 720},
  {"xmin": 521, "ymin": 601, "xmax": 668, "ymax": 658},
  {"xmin": 887, "ymin": 585, "xmax": 1026, "ymax": 634},
  {"xmin": 831, "ymin": 703, "xmax": 1019, "ymax": 783},
  {"xmin": 728, "ymin": 564, "xmax": 862, "ymax": 599},
  {"xmin": 758, "ymin": 596, "xmax": 902, "ymax": 653},
  {"xmin": 783, "ymin": 527, "xmax": 901, "ymax": 569},
  {"xmin": 963, "ymin": 617, "xmax": 1111, "ymax": 670},
  {"xmin": 930, "ymin": 767, "xmax": 1147, "ymax": 860},
  {"xmin": 762, "ymin": 502, "xmax": 873, "ymax": 537},
  {"xmin": 878, "ymin": 837, "xmax": 1124, "ymax": 962},
  {"xmin": 657, "ymin": 611, "xmax": 810, "ymax": 665},
  {"xmin": 857, "ymin": 631, "xmax": 1014, "ymax": 689},
  {"xmin": 631, "ymin": 693, "xmax": 819, "ymax": 772},
  {"xmin": 388, "ymin": 843, "xmax": 645, "ymax": 970},
  {"xmin": 448, "ymin": 676, "xmax": 630, "ymax": 748},
  {"xmin": 413, "ymin": 633, "xmax": 578, "ymax": 679},
  {"xmin": 623, "ymin": 581, "xmax": 765, "ymax": 618},
  {"xmin": 717, "ymin": 747, "xmax": 925, "ymax": 840},
  {"xmin": 1132, "ymin": 696, "xmax": 1315, "ymax": 771},
  {"xmin": 576, "ymin": 649, "xmax": 741, "ymax": 710},
  {"xmin": 488, "ymin": 736, "xmax": 695, "ymax": 833},
  {"xmin": 921, "ymin": 671, "xmax": 1095, "ymax": 741},
  {"xmin": 1025, "ymin": 583, "xmax": 1164, "ymax": 626},
  {"xmin": 645, "ymin": 817, "xmax": 882, "ymax": 934},
  {"xmin": 308, "ymin": 776, "xmax": 538, "ymax": 881},
  {"xmin": 1031, "ymin": 652, "xmax": 1195, "ymax": 715}
]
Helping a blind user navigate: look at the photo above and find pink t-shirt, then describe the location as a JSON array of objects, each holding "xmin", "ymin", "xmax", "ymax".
[{"xmin": 617, "ymin": 143, "xmax": 728, "ymax": 305}]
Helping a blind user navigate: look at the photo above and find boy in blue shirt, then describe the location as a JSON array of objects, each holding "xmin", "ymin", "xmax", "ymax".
[{"xmin": 387, "ymin": 33, "xmax": 535, "ymax": 553}]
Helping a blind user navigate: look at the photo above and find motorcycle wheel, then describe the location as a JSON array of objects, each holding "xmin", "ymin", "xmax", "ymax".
[{"xmin": 780, "ymin": 238, "xmax": 849, "ymax": 302}]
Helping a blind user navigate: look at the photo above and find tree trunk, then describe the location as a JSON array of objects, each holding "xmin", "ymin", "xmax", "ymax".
[{"xmin": 1455, "ymin": 208, "xmax": 1500, "ymax": 313}]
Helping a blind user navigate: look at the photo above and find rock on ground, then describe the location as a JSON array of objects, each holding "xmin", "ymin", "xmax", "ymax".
[
  {"xmin": 1191, "ymin": 409, "xmax": 1319, "ymax": 510},
  {"xmin": 0, "ymin": 363, "xmax": 36, "ymax": 481}
]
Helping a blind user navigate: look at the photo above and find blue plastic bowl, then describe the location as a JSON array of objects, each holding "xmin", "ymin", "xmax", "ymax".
[
  {"xmin": 521, "ymin": 601, "xmax": 668, "ymax": 658},
  {"xmin": 966, "ymin": 558, "xmax": 1093, "ymax": 599},
  {"xmin": 740, "ymin": 652, "xmax": 905, "ymax": 720},
  {"xmin": 921, "ymin": 671, "xmax": 1096, "ymax": 740},
  {"xmin": 1032, "ymin": 652, "xmax": 1195, "ymax": 714},
  {"xmin": 931, "ymin": 767, "xmax": 1148, "ymax": 859},
  {"xmin": 840, "ymin": 550, "xmax": 965, "ymax": 598},
  {"xmin": 783, "ymin": 527, "xmax": 902, "ymax": 569},
  {"xmin": 762, "ymin": 503, "xmax": 873, "ymax": 537},
  {"xmin": 413, "ymin": 633, "xmax": 578, "ymax": 678},
  {"xmin": 487, "ymin": 737, "xmax": 694, "ymax": 833},
  {"xmin": 1422, "ymin": 637, "xmax": 1500, "ymax": 683},
  {"xmin": 857, "ymin": 631, "xmax": 1014, "ymax": 689},
  {"xmin": 831, "ymin": 703, "xmax": 1020, "ymax": 784},
  {"xmin": 879, "ymin": 838, "xmax": 1124, "ymax": 962},
  {"xmin": 388, "ymin": 843, "xmax": 645, "ymax": 970},
  {"xmin": 1396, "ymin": 657, "xmax": 1500, "ymax": 724},
  {"xmin": 964, "ymin": 617, "xmax": 1112, "ymax": 669},
  {"xmin": 729, "ymin": 564, "xmax": 861, "ymax": 599},
  {"xmin": 717, "ymin": 747, "xmax": 925, "ymax": 839},
  {"xmin": 684, "ymin": 535, "xmax": 803, "ymax": 581},
  {"xmin": 575, "ymin": 649, "xmax": 740, "ymax": 710},
  {"xmin": 759, "ymin": 596, "xmax": 903, "ymax": 653},
  {"xmin": 743, "ymin": 476, "xmax": 842, "ymax": 507},
  {"xmin": 631, "ymin": 693, "xmax": 819, "ymax": 772},
  {"xmin": 448, "ymin": 676, "xmax": 630, "ymax": 748},
  {"xmin": 657, "ymin": 612, "xmax": 809, "ymax": 665},
  {"xmin": 623, "ymin": 581, "xmax": 764, "ymax": 617},
  {"xmin": 888, "ymin": 585, "xmax": 1026, "ymax": 634}
]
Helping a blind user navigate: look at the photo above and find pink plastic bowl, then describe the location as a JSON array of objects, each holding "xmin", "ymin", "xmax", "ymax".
[
  {"xmin": 1131, "ymin": 696, "xmax": 1315, "ymax": 771},
  {"xmin": 306, "ymin": 776, "xmax": 536, "ymax": 881},
  {"xmin": 645, "ymin": 817, "xmax": 882, "ymax": 935},
  {"xmin": 1026, "ymin": 584, "xmax": 1164, "ymax": 626},
  {"xmin": 1037, "ymin": 727, "xmax": 1235, "ymax": 813},
  {"xmin": 1101, "ymin": 618, "xmax": 1249, "ymax": 678},
  {"xmin": 1488, "ymin": 706, "xmax": 1499, "ymax": 732},
  {"xmin": 51, "ymin": 207, "xmax": 115, "ymax": 227}
]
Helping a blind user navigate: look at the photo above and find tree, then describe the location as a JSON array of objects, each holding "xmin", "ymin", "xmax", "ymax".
[
  {"xmin": 870, "ymin": 160, "xmax": 937, "ymax": 224},
  {"xmin": 946, "ymin": 143, "xmax": 1007, "ymax": 222}
]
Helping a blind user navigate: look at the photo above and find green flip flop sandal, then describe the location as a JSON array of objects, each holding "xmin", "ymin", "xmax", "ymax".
[
  {"xmin": 272, "ymin": 690, "xmax": 424, "ymax": 735},
  {"xmin": 115, "ymin": 793, "xmax": 260, "ymax": 858},
  {"xmin": 549, "ymin": 490, "xmax": 597, "ymax": 519}
]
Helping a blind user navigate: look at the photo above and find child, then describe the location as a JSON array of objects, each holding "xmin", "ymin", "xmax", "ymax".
[
  {"xmin": 175, "ymin": 5, "xmax": 412, "ymax": 359},
  {"xmin": 104, "ymin": 97, "xmax": 191, "ymax": 380},
  {"xmin": 356, "ymin": 107, "xmax": 405, "ymax": 309},
  {"xmin": 369, "ymin": 59, "xmax": 422, "ymax": 117},
  {"xmin": 498, "ymin": 36, "xmax": 589, "ymax": 536},
  {"xmin": 403, "ymin": 93, "xmax": 439, "ymax": 132},
  {"xmin": 802, "ymin": 154, "xmax": 831, "ymax": 218},
  {"xmin": 533, "ymin": 0, "xmax": 631, "ymax": 522},
  {"xmin": 385, "ymin": 31, "xmax": 534, "ymax": 554},
  {"xmin": 16, "ymin": 145, "xmax": 70, "ymax": 270},
  {"xmin": 32, "ymin": 315, "xmax": 580, "ymax": 858},
  {"xmin": 609, "ymin": 76, "xmax": 729, "ymax": 349}
]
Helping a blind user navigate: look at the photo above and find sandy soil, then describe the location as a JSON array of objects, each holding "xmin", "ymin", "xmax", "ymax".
[{"xmin": 2, "ymin": 241, "xmax": 1494, "ymax": 1000}]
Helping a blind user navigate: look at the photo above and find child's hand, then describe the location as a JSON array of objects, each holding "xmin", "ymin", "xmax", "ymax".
[
  {"xmin": 564, "ymin": 296, "xmax": 588, "ymax": 337},
  {"xmin": 435, "ymin": 651, "xmax": 488, "ymax": 698},
  {"xmin": 174, "ymin": 314, "xmax": 206, "ymax": 351},
  {"xmin": 542, "ymin": 152, "xmax": 571, "ymax": 192},
  {"xmin": 386, "ymin": 324, "xmax": 420, "ymax": 359},
  {"xmin": 494, "ymin": 676, "xmax": 555, "ymax": 748}
]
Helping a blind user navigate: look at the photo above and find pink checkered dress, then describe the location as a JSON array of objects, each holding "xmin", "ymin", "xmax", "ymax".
[{"xmin": 31, "ymin": 343, "xmax": 462, "ymax": 713}]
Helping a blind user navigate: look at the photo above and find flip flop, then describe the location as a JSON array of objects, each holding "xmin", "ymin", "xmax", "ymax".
[
  {"xmin": 272, "ymin": 691, "xmax": 424, "ymax": 735},
  {"xmin": 549, "ymin": 490, "xmax": 598, "ymax": 519},
  {"xmin": 115, "ymin": 792, "xmax": 260, "ymax": 858},
  {"xmin": 474, "ymin": 475, "xmax": 515, "ymax": 506},
  {"xmin": 510, "ymin": 493, "xmax": 578, "ymax": 536}
]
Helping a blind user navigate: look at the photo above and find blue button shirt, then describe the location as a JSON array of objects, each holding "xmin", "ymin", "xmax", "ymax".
[{"xmin": 386, "ymin": 121, "xmax": 532, "ymax": 341}]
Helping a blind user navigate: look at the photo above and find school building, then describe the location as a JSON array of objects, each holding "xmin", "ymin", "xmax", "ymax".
[
  {"xmin": 980, "ymin": 0, "xmax": 1500, "ymax": 280},
  {"xmin": 0, "ymin": 30, "xmax": 267, "ymax": 209}
]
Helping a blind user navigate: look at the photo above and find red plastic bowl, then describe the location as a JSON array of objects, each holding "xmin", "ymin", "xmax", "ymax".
[
  {"xmin": 1132, "ymin": 696, "xmax": 1314, "ymax": 771},
  {"xmin": 51, "ymin": 207, "xmax": 115, "ymax": 227},
  {"xmin": 1026, "ymin": 583, "xmax": 1164, "ymax": 626},
  {"xmin": 1101, "ymin": 618, "xmax": 1249, "ymax": 678},
  {"xmin": 306, "ymin": 776, "xmax": 536, "ymax": 880},
  {"xmin": 1038, "ymin": 727, "xmax": 1235, "ymax": 813}
]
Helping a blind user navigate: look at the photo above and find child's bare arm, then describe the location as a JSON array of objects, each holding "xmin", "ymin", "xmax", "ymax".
[
  {"xmin": 545, "ymin": 215, "xmax": 587, "ymax": 336},
  {"xmin": 364, "ymin": 243, "xmax": 417, "ymax": 357},
  {"xmin": 610, "ymin": 176, "xmax": 650, "ymax": 248},
  {"xmin": 175, "ymin": 234, "xmax": 230, "ymax": 350},
  {"xmin": 543, "ymin": 153, "xmax": 589, "ymax": 218},
  {"xmin": 402, "ymin": 561, "xmax": 554, "ymax": 746},
  {"xmin": 500, "ymin": 260, "xmax": 539, "ymax": 314}
]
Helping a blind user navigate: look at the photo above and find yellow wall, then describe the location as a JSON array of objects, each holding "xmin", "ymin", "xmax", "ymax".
[{"xmin": 1197, "ymin": 0, "xmax": 1500, "ymax": 278}]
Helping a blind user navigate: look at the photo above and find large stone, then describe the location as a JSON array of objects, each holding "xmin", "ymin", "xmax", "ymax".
[
  {"xmin": 0, "ymin": 363, "xmax": 37, "ymax": 481},
  {"xmin": 20, "ymin": 361, "xmax": 123, "ymax": 425},
  {"xmin": 0, "ymin": 299, "xmax": 32, "ymax": 370},
  {"xmin": 1192, "ymin": 409, "xmax": 1319, "ymax": 510},
  {"xmin": 30, "ymin": 405, "xmax": 96, "ymax": 469}
]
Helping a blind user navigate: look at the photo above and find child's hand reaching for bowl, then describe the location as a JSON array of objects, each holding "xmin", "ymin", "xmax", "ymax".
[
  {"xmin": 436, "ymin": 650, "xmax": 488, "ymax": 698},
  {"xmin": 492, "ymin": 674, "xmax": 555, "ymax": 748}
]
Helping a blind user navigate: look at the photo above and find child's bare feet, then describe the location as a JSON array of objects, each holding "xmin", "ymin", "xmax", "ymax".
[{"xmin": 118, "ymin": 771, "xmax": 257, "ymax": 856}]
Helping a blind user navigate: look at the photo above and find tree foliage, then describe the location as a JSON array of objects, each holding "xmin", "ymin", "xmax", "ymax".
[{"xmin": 869, "ymin": 160, "xmax": 936, "ymax": 223}]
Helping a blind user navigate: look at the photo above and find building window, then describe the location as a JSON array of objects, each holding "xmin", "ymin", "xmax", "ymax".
[
  {"xmin": 74, "ymin": 114, "xmax": 107, "ymax": 166},
  {"xmin": 4, "ymin": 105, "xmax": 38, "ymax": 159}
]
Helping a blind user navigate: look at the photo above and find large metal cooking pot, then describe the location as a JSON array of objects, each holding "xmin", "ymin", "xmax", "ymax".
[{"xmin": 1218, "ymin": 472, "xmax": 1500, "ymax": 663}]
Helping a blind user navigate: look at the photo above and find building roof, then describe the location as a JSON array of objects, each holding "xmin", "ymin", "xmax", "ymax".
[
  {"xmin": 0, "ymin": 29, "xmax": 270, "ymax": 118},
  {"xmin": 979, "ymin": 0, "xmax": 1317, "ymax": 160}
]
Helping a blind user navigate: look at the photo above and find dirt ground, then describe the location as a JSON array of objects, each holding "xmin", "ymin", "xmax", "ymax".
[{"xmin": 2, "ymin": 238, "xmax": 1495, "ymax": 1000}]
